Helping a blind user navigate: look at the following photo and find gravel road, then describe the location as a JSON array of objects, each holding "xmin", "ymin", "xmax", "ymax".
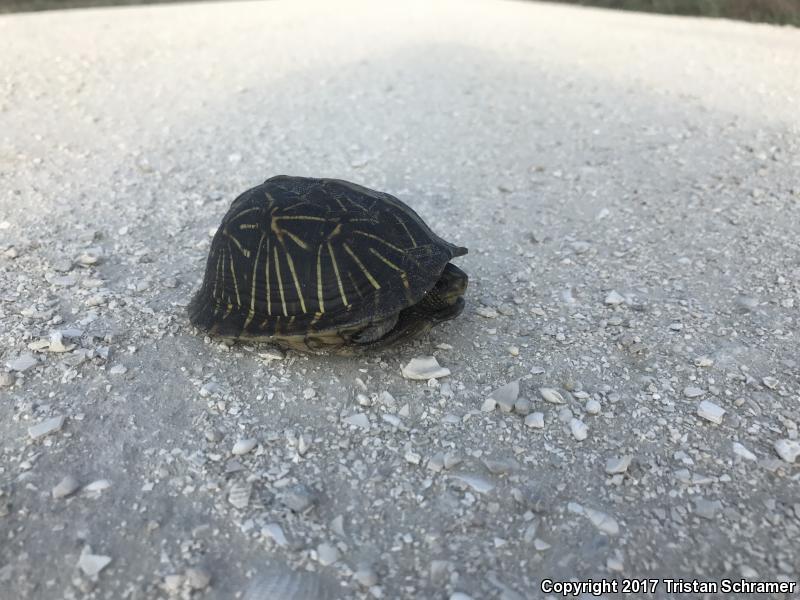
[{"xmin": 1, "ymin": 1, "xmax": 799, "ymax": 599}]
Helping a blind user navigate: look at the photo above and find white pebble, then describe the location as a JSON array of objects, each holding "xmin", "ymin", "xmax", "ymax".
[
  {"xmin": 732, "ymin": 442, "xmax": 757, "ymax": 461},
  {"xmin": 185, "ymin": 568, "xmax": 211, "ymax": 590},
  {"xmin": 28, "ymin": 415, "xmax": 66, "ymax": 440},
  {"xmin": 316, "ymin": 543, "xmax": 340, "ymax": 566},
  {"xmin": 404, "ymin": 450, "xmax": 422, "ymax": 465},
  {"xmin": 232, "ymin": 438, "xmax": 257, "ymax": 455},
  {"xmin": 77, "ymin": 548, "xmax": 112, "ymax": 577},
  {"xmin": 480, "ymin": 398, "xmax": 497, "ymax": 412},
  {"xmin": 7, "ymin": 353, "xmax": 38, "ymax": 372},
  {"xmin": 228, "ymin": 483, "xmax": 251, "ymax": 509},
  {"xmin": 605, "ymin": 455, "xmax": 631, "ymax": 474},
  {"xmin": 450, "ymin": 473, "xmax": 495, "ymax": 494},
  {"xmin": 684, "ymin": 386, "xmax": 704, "ymax": 398},
  {"xmin": 585, "ymin": 399, "xmax": 601, "ymax": 415},
  {"xmin": 697, "ymin": 400, "xmax": 725, "ymax": 424},
  {"xmin": 525, "ymin": 412, "xmax": 544, "ymax": 429},
  {"xmin": 401, "ymin": 356, "xmax": 450, "ymax": 380},
  {"xmin": 774, "ymin": 439, "xmax": 800, "ymax": 463},
  {"xmin": 488, "ymin": 380, "xmax": 519, "ymax": 413},
  {"xmin": 354, "ymin": 567, "xmax": 378, "ymax": 587},
  {"xmin": 570, "ymin": 418, "xmax": 588, "ymax": 441},
  {"xmin": 584, "ymin": 507, "xmax": 620, "ymax": 535},
  {"xmin": 604, "ymin": 290, "xmax": 625, "ymax": 305},
  {"xmin": 539, "ymin": 387, "xmax": 565, "ymax": 404},
  {"xmin": 84, "ymin": 479, "xmax": 112, "ymax": 493},
  {"xmin": 52, "ymin": 475, "xmax": 80, "ymax": 499},
  {"xmin": 344, "ymin": 413, "xmax": 370, "ymax": 430},
  {"xmin": 475, "ymin": 306, "xmax": 498, "ymax": 318},
  {"xmin": 262, "ymin": 523, "xmax": 288, "ymax": 547}
]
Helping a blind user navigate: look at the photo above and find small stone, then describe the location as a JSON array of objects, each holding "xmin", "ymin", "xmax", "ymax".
[
  {"xmin": 405, "ymin": 450, "xmax": 422, "ymax": 465},
  {"xmin": 28, "ymin": 415, "xmax": 65, "ymax": 440},
  {"xmin": 356, "ymin": 393, "xmax": 372, "ymax": 407},
  {"xmin": 109, "ymin": 364, "xmax": 127, "ymax": 375},
  {"xmin": 52, "ymin": 475, "xmax": 80, "ymax": 499},
  {"xmin": 605, "ymin": 455, "xmax": 631, "ymax": 474},
  {"xmin": 513, "ymin": 398, "xmax": 532, "ymax": 415},
  {"xmin": 443, "ymin": 453, "xmax": 462, "ymax": 470},
  {"xmin": 525, "ymin": 412, "xmax": 544, "ymax": 429},
  {"xmin": 164, "ymin": 574, "xmax": 184, "ymax": 592},
  {"xmin": 694, "ymin": 497, "xmax": 721, "ymax": 519},
  {"xmin": 47, "ymin": 331, "xmax": 73, "ymax": 353},
  {"xmin": 570, "ymin": 418, "xmax": 588, "ymax": 441},
  {"xmin": 379, "ymin": 391, "xmax": 396, "ymax": 407},
  {"xmin": 683, "ymin": 386, "xmax": 704, "ymax": 398},
  {"xmin": 77, "ymin": 548, "xmax": 112, "ymax": 577},
  {"xmin": 732, "ymin": 442, "xmax": 757, "ymax": 461},
  {"xmin": 584, "ymin": 507, "xmax": 619, "ymax": 535},
  {"xmin": 84, "ymin": 479, "xmax": 112, "ymax": 493},
  {"xmin": 0, "ymin": 372, "xmax": 15, "ymax": 388},
  {"xmin": 488, "ymin": 380, "xmax": 519, "ymax": 412},
  {"xmin": 401, "ymin": 356, "xmax": 450, "ymax": 380},
  {"xmin": 740, "ymin": 565, "xmax": 759, "ymax": 578},
  {"xmin": 481, "ymin": 398, "xmax": 497, "ymax": 412},
  {"xmin": 450, "ymin": 594, "xmax": 474, "ymax": 600},
  {"xmin": 204, "ymin": 429, "xmax": 224, "ymax": 443},
  {"xmin": 427, "ymin": 452, "xmax": 445, "ymax": 473},
  {"xmin": 232, "ymin": 438, "xmax": 257, "ymax": 455},
  {"xmin": 450, "ymin": 473, "xmax": 495, "ymax": 494},
  {"xmin": 382, "ymin": 414, "xmax": 402, "ymax": 427},
  {"xmin": 585, "ymin": 399, "xmax": 601, "ymax": 415},
  {"xmin": 508, "ymin": 346, "xmax": 519, "ymax": 356},
  {"xmin": 539, "ymin": 387, "xmax": 565, "ymax": 404},
  {"xmin": 262, "ymin": 523, "xmax": 288, "ymax": 547},
  {"xmin": 354, "ymin": 567, "xmax": 378, "ymax": 587},
  {"xmin": 297, "ymin": 435, "xmax": 310, "ymax": 456},
  {"xmin": 185, "ymin": 568, "xmax": 211, "ymax": 590},
  {"xmin": 697, "ymin": 400, "xmax": 725, "ymax": 424},
  {"xmin": 762, "ymin": 377, "xmax": 778, "ymax": 390},
  {"xmin": 607, "ymin": 556, "xmax": 624, "ymax": 572},
  {"xmin": 694, "ymin": 356, "xmax": 714, "ymax": 367},
  {"xmin": 281, "ymin": 484, "xmax": 316, "ymax": 513},
  {"xmin": 7, "ymin": 354, "xmax": 38, "ymax": 372},
  {"xmin": 475, "ymin": 306, "xmax": 498, "ymax": 318},
  {"xmin": 604, "ymin": 290, "xmax": 625, "ymax": 305},
  {"xmin": 558, "ymin": 407, "xmax": 574, "ymax": 423},
  {"xmin": 344, "ymin": 413, "xmax": 370, "ymax": 430},
  {"xmin": 533, "ymin": 539, "xmax": 551, "ymax": 551},
  {"xmin": 774, "ymin": 439, "xmax": 800, "ymax": 463},
  {"xmin": 228, "ymin": 483, "xmax": 251, "ymax": 509},
  {"xmin": 316, "ymin": 543, "xmax": 339, "ymax": 566},
  {"xmin": 302, "ymin": 387, "xmax": 316, "ymax": 399}
]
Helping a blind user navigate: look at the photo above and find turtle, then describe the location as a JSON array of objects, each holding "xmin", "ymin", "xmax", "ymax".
[{"xmin": 188, "ymin": 175, "xmax": 468, "ymax": 352}]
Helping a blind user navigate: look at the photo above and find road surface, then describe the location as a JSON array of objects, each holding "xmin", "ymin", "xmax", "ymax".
[{"xmin": 1, "ymin": 1, "xmax": 798, "ymax": 598}]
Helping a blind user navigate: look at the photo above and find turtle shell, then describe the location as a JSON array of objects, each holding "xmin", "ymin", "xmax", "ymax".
[{"xmin": 188, "ymin": 176, "xmax": 467, "ymax": 345}]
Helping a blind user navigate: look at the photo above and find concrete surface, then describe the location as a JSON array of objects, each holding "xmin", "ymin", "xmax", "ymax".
[{"xmin": 1, "ymin": 1, "xmax": 799, "ymax": 599}]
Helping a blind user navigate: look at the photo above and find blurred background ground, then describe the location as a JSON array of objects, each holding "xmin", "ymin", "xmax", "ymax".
[{"xmin": 1, "ymin": 0, "xmax": 799, "ymax": 25}]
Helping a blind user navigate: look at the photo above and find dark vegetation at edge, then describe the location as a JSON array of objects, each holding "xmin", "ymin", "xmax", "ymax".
[
  {"xmin": 545, "ymin": 0, "xmax": 800, "ymax": 26},
  {"xmin": 0, "ymin": 0, "xmax": 797, "ymax": 26}
]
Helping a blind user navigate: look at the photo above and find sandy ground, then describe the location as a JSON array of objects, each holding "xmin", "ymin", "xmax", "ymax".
[{"xmin": 1, "ymin": 1, "xmax": 799, "ymax": 599}]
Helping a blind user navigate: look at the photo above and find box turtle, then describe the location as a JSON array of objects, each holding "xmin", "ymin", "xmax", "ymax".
[{"xmin": 188, "ymin": 176, "xmax": 468, "ymax": 352}]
